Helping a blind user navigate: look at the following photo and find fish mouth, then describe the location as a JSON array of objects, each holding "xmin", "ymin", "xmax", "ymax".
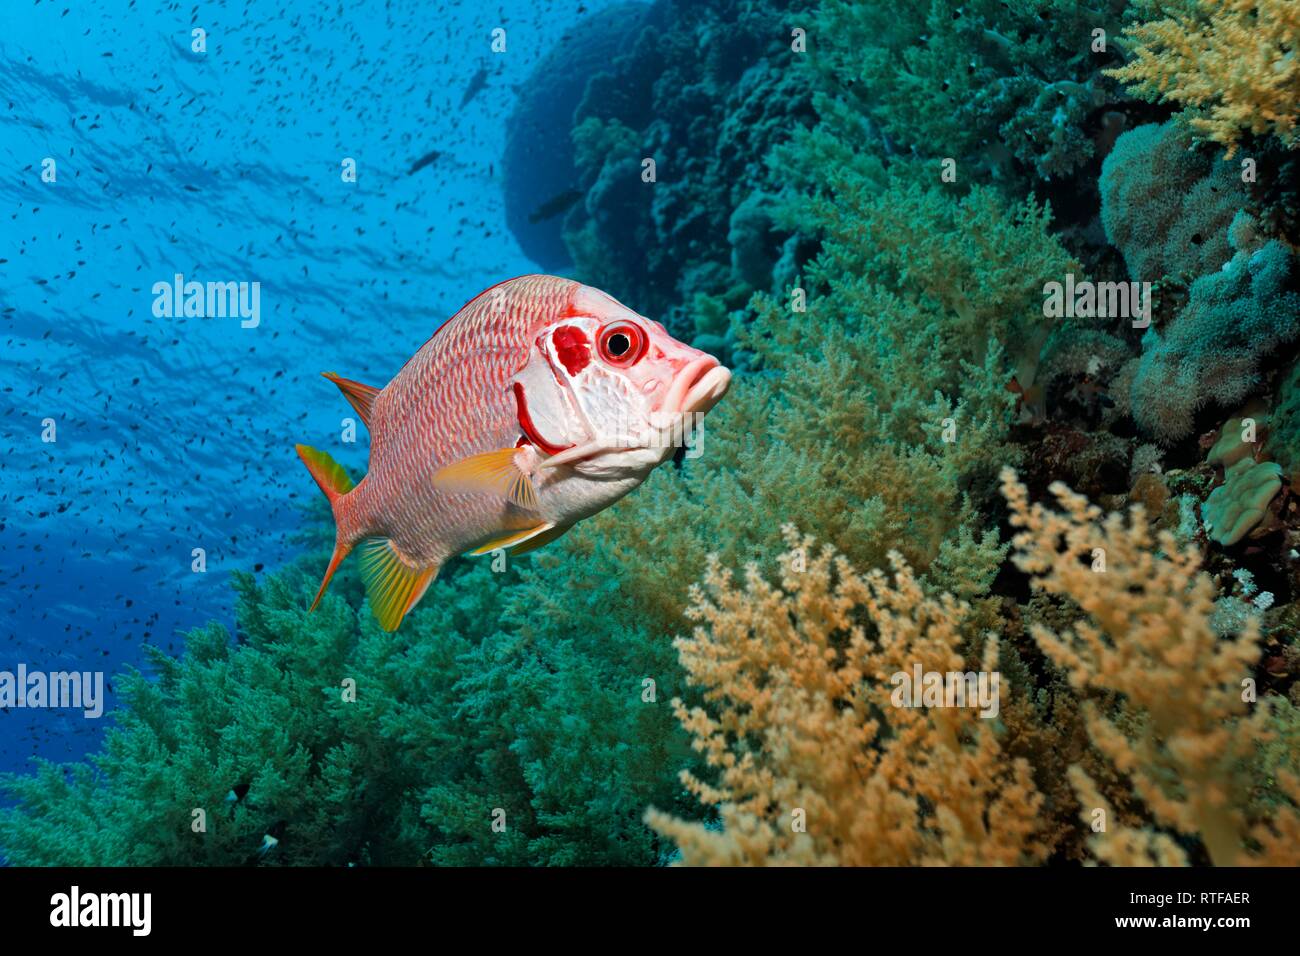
[{"xmin": 666, "ymin": 356, "xmax": 731, "ymax": 416}]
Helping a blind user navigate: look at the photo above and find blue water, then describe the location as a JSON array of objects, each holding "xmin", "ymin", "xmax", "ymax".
[{"xmin": 0, "ymin": 0, "xmax": 620, "ymax": 775}]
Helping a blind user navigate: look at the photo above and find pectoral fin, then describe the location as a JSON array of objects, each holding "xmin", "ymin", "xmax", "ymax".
[{"xmin": 432, "ymin": 448, "xmax": 538, "ymax": 511}]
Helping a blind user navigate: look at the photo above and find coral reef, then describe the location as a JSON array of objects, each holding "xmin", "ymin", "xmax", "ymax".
[
  {"xmin": 502, "ymin": 3, "xmax": 652, "ymax": 269},
  {"xmin": 645, "ymin": 528, "xmax": 1046, "ymax": 865},
  {"xmin": 815, "ymin": 0, "xmax": 1133, "ymax": 183},
  {"xmin": 6, "ymin": 0, "xmax": 1300, "ymax": 871},
  {"xmin": 1107, "ymin": 0, "xmax": 1300, "ymax": 158},
  {"xmin": 561, "ymin": 0, "xmax": 815, "ymax": 335},
  {"xmin": 1100, "ymin": 121, "xmax": 1244, "ymax": 282}
]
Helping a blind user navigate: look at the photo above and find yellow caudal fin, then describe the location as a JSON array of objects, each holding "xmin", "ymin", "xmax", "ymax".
[
  {"xmin": 322, "ymin": 372, "xmax": 380, "ymax": 429},
  {"xmin": 295, "ymin": 443, "xmax": 355, "ymax": 502},
  {"xmin": 357, "ymin": 538, "xmax": 438, "ymax": 632},
  {"xmin": 432, "ymin": 448, "xmax": 538, "ymax": 511},
  {"xmin": 294, "ymin": 444, "xmax": 357, "ymax": 611},
  {"xmin": 467, "ymin": 521, "xmax": 555, "ymax": 556}
]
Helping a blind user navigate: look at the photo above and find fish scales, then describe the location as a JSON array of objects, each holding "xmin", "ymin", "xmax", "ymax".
[
  {"xmin": 345, "ymin": 274, "xmax": 578, "ymax": 564},
  {"xmin": 296, "ymin": 273, "xmax": 731, "ymax": 630}
]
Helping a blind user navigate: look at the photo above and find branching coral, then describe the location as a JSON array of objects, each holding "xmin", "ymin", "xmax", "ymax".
[
  {"xmin": 1002, "ymin": 469, "xmax": 1300, "ymax": 865},
  {"xmin": 648, "ymin": 475, "xmax": 1299, "ymax": 867},
  {"xmin": 645, "ymin": 527, "xmax": 1047, "ymax": 866},
  {"xmin": 1107, "ymin": 0, "xmax": 1300, "ymax": 157}
]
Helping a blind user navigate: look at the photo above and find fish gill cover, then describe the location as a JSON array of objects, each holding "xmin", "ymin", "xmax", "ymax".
[{"xmin": 0, "ymin": 0, "xmax": 1297, "ymax": 870}]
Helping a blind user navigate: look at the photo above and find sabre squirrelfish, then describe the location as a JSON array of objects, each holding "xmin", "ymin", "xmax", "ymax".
[{"xmin": 295, "ymin": 274, "xmax": 732, "ymax": 632}]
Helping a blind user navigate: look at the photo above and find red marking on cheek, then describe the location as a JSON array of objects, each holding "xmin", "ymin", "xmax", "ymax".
[
  {"xmin": 551, "ymin": 325, "xmax": 590, "ymax": 376},
  {"xmin": 513, "ymin": 382, "xmax": 571, "ymax": 455}
]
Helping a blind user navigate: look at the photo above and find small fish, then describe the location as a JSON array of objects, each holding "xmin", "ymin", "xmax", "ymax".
[
  {"xmin": 527, "ymin": 188, "xmax": 583, "ymax": 223},
  {"xmin": 459, "ymin": 65, "xmax": 489, "ymax": 108},
  {"xmin": 296, "ymin": 275, "xmax": 731, "ymax": 632},
  {"xmin": 407, "ymin": 149, "xmax": 442, "ymax": 176}
]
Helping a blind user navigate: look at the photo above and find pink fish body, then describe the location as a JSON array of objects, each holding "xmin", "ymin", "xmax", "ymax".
[{"xmin": 295, "ymin": 275, "xmax": 731, "ymax": 631}]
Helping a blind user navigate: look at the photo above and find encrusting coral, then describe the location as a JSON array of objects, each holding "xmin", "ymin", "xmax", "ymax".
[{"xmin": 1203, "ymin": 458, "xmax": 1283, "ymax": 546}]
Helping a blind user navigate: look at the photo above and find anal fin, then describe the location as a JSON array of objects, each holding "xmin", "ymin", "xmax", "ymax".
[{"xmin": 357, "ymin": 538, "xmax": 437, "ymax": 632}]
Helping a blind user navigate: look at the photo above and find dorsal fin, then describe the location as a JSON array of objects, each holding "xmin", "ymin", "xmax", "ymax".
[{"xmin": 322, "ymin": 371, "xmax": 380, "ymax": 428}]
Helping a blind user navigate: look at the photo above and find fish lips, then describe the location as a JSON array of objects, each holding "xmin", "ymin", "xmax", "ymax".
[{"xmin": 663, "ymin": 356, "xmax": 731, "ymax": 416}]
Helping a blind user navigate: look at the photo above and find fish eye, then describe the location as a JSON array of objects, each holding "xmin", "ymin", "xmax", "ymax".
[{"xmin": 597, "ymin": 322, "xmax": 647, "ymax": 367}]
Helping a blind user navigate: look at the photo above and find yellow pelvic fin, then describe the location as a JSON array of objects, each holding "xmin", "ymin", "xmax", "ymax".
[
  {"xmin": 432, "ymin": 447, "xmax": 539, "ymax": 511},
  {"xmin": 357, "ymin": 538, "xmax": 437, "ymax": 632},
  {"xmin": 505, "ymin": 522, "xmax": 572, "ymax": 557},
  {"xmin": 467, "ymin": 521, "xmax": 556, "ymax": 556}
]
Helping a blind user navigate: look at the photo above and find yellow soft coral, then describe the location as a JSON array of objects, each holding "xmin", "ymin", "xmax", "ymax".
[
  {"xmin": 650, "ymin": 473, "xmax": 1299, "ymax": 867},
  {"xmin": 1001, "ymin": 468, "xmax": 1300, "ymax": 865},
  {"xmin": 645, "ymin": 526, "xmax": 1047, "ymax": 866},
  {"xmin": 1107, "ymin": 0, "xmax": 1300, "ymax": 157}
]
